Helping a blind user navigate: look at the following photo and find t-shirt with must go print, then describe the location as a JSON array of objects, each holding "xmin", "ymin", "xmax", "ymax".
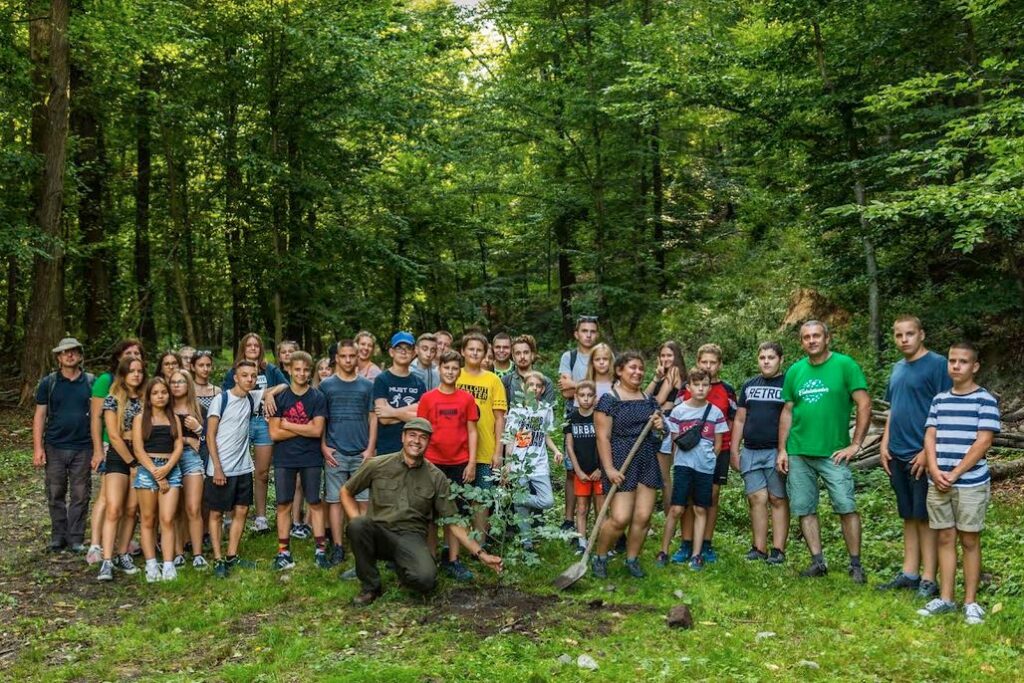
[{"xmin": 373, "ymin": 370, "xmax": 426, "ymax": 455}]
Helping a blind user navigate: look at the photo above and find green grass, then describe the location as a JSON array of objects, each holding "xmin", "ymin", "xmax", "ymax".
[{"xmin": 2, "ymin": 448, "xmax": 1023, "ymax": 682}]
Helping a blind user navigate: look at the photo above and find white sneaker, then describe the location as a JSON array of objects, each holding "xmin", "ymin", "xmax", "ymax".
[
  {"xmin": 252, "ymin": 516, "xmax": 270, "ymax": 533},
  {"xmin": 964, "ymin": 602, "xmax": 985, "ymax": 625},
  {"xmin": 145, "ymin": 563, "xmax": 162, "ymax": 583},
  {"xmin": 86, "ymin": 544, "xmax": 103, "ymax": 565},
  {"xmin": 917, "ymin": 598, "xmax": 957, "ymax": 617},
  {"xmin": 193, "ymin": 555, "xmax": 209, "ymax": 570},
  {"xmin": 162, "ymin": 564, "xmax": 178, "ymax": 581}
]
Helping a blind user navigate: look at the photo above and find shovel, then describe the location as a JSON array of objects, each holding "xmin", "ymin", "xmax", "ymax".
[{"xmin": 553, "ymin": 414, "xmax": 657, "ymax": 590}]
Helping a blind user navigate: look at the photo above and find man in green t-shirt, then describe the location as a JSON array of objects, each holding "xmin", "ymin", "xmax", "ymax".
[{"xmin": 777, "ymin": 321, "xmax": 871, "ymax": 583}]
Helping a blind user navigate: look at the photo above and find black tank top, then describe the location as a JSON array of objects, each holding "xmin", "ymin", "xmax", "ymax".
[
  {"xmin": 145, "ymin": 424, "xmax": 174, "ymax": 454},
  {"xmin": 176, "ymin": 413, "xmax": 201, "ymax": 441}
]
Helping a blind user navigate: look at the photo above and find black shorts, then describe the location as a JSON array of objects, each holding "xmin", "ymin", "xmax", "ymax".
[
  {"xmin": 104, "ymin": 451, "xmax": 135, "ymax": 477},
  {"xmin": 712, "ymin": 450, "xmax": 730, "ymax": 486},
  {"xmin": 889, "ymin": 458, "xmax": 928, "ymax": 521},
  {"xmin": 204, "ymin": 473, "xmax": 254, "ymax": 512},
  {"xmin": 435, "ymin": 463, "xmax": 471, "ymax": 516},
  {"xmin": 671, "ymin": 465, "xmax": 714, "ymax": 508},
  {"xmin": 274, "ymin": 466, "xmax": 323, "ymax": 505}
]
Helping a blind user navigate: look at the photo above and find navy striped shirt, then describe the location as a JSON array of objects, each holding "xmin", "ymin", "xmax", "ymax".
[{"xmin": 925, "ymin": 388, "xmax": 1000, "ymax": 487}]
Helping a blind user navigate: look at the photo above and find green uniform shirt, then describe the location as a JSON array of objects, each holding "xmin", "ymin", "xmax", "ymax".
[
  {"xmin": 782, "ymin": 352, "xmax": 868, "ymax": 458},
  {"xmin": 343, "ymin": 451, "xmax": 458, "ymax": 535}
]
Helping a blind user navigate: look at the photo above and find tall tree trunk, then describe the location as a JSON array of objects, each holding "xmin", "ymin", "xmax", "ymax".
[
  {"xmin": 811, "ymin": 20, "xmax": 881, "ymax": 358},
  {"xmin": 267, "ymin": 23, "xmax": 286, "ymax": 347},
  {"xmin": 134, "ymin": 58, "xmax": 158, "ymax": 348},
  {"xmin": 20, "ymin": 0, "xmax": 70, "ymax": 402},
  {"xmin": 223, "ymin": 45, "xmax": 244, "ymax": 343},
  {"xmin": 161, "ymin": 131, "xmax": 197, "ymax": 346},
  {"xmin": 71, "ymin": 60, "xmax": 110, "ymax": 343}
]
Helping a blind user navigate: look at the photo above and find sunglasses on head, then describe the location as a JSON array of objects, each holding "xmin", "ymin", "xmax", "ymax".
[
  {"xmin": 193, "ymin": 350, "xmax": 213, "ymax": 359},
  {"xmin": 577, "ymin": 315, "xmax": 599, "ymax": 323}
]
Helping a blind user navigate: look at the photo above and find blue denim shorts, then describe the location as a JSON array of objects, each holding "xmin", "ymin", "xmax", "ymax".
[
  {"xmin": 179, "ymin": 446, "xmax": 205, "ymax": 476},
  {"xmin": 134, "ymin": 457, "xmax": 183, "ymax": 490},
  {"xmin": 249, "ymin": 415, "xmax": 273, "ymax": 447}
]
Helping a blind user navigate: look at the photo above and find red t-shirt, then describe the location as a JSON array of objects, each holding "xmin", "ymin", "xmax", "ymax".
[
  {"xmin": 417, "ymin": 388, "xmax": 480, "ymax": 466},
  {"xmin": 682, "ymin": 381, "xmax": 737, "ymax": 452}
]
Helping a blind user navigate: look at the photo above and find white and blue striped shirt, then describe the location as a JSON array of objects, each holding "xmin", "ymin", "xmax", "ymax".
[{"xmin": 925, "ymin": 388, "xmax": 1000, "ymax": 487}]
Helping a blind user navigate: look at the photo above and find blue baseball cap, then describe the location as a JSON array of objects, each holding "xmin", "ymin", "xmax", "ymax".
[{"xmin": 390, "ymin": 331, "xmax": 415, "ymax": 348}]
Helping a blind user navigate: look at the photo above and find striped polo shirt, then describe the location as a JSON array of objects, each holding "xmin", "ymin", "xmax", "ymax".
[{"xmin": 925, "ymin": 388, "xmax": 1000, "ymax": 487}]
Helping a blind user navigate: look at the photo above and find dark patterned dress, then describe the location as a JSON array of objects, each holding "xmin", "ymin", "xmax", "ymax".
[{"xmin": 597, "ymin": 393, "xmax": 662, "ymax": 493}]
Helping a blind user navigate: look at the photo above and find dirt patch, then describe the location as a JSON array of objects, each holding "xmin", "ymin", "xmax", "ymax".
[{"xmin": 421, "ymin": 586, "xmax": 560, "ymax": 637}]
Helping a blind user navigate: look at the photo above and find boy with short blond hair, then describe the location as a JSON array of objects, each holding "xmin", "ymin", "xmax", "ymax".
[{"xmin": 918, "ymin": 342, "xmax": 1000, "ymax": 625}]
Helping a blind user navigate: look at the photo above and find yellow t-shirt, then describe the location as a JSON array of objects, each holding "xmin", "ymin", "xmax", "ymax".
[{"xmin": 456, "ymin": 369, "xmax": 508, "ymax": 465}]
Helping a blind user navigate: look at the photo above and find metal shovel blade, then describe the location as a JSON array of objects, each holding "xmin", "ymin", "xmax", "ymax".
[{"xmin": 552, "ymin": 558, "xmax": 588, "ymax": 590}]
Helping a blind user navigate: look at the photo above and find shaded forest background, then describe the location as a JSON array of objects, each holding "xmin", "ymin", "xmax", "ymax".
[{"xmin": 3, "ymin": 0, "xmax": 1023, "ymax": 398}]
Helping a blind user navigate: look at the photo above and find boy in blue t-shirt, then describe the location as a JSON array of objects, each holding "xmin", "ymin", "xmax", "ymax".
[
  {"xmin": 917, "ymin": 342, "xmax": 1000, "ymax": 625},
  {"xmin": 660, "ymin": 368, "xmax": 728, "ymax": 571}
]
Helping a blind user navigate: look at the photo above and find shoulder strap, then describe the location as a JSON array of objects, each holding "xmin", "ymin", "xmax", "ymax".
[
  {"xmin": 699, "ymin": 403, "xmax": 713, "ymax": 426},
  {"xmin": 570, "ymin": 349, "xmax": 579, "ymax": 373},
  {"xmin": 219, "ymin": 390, "xmax": 257, "ymax": 417},
  {"xmin": 45, "ymin": 372, "xmax": 58, "ymax": 415},
  {"xmin": 247, "ymin": 392, "xmax": 256, "ymax": 416},
  {"xmin": 218, "ymin": 390, "xmax": 229, "ymax": 416}
]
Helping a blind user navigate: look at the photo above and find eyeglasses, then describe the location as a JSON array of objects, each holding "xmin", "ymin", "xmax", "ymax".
[{"xmin": 169, "ymin": 380, "xmax": 188, "ymax": 385}]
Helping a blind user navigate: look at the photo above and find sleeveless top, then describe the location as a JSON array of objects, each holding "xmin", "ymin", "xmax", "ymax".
[{"xmin": 144, "ymin": 424, "xmax": 174, "ymax": 454}]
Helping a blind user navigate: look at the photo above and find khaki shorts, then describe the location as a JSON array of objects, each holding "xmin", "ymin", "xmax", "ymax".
[{"xmin": 927, "ymin": 482, "xmax": 990, "ymax": 532}]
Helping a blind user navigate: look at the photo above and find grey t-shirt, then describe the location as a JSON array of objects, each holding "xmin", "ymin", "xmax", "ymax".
[
  {"xmin": 207, "ymin": 388, "xmax": 264, "ymax": 476},
  {"xmin": 410, "ymin": 359, "xmax": 440, "ymax": 392},
  {"xmin": 558, "ymin": 348, "xmax": 591, "ymax": 411},
  {"xmin": 320, "ymin": 374, "xmax": 374, "ymax": 457}
]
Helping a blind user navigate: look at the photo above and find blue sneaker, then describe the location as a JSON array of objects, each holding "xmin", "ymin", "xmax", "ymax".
[
  {"xmin": 592, "ymin": 555, "xmax": 609, "ymax": 579},
  {"xmin": 624, "ymin": 558, "xmax": 646, "ymax": 579},
  {"xmin": 701, "ymin": 546, "xmax": 718, "ymax": 563},
  {"xmin": 671, "ymin": 541, "xmax": 692, "ymax": 564}
]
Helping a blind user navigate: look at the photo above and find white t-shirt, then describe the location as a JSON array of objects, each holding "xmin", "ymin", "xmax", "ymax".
[
  {"xmin": 207, "ymin": 388, "xmax": 264, "ymax": 476},
  {"xmin": 503, "ymin": 403, "xmax": 555, "ymax": 477}
]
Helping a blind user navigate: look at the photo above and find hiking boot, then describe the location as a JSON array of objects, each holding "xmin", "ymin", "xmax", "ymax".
[
  {"xmin": 591, "ymin": 555, "xmax": 609, "ymax": 579},
  {"xmin": 445, "ymin": 560, "xmax": 474, "ymax": 582},
  {"xmin": 96, "ymin": 560, "xmax": 114, "ymax": 581},
  {"xmin": 701, "ymin": 546, "xmax": 718, "ymax": 563},
  {"xmin": 765, "ymin": 548, "xmax": 786, "ymax": 565},
  {"xmin": 274, "ymin": 552, "xmax": 296, "ymax": 571},
  {"xmin": 671, "ymin": 542, "xmax": 691, "ymax": 564},
  {"xmin": 916, "ymin": 579, "xmax": 939, "ymax": 599},
  {"xmin": 192, "ymin": 555, "xmax": 209, "ymax": 570},
  {"xmin": 114, "ymin": 553, "xmax": 139, "ymax": 575},
  {"xmin": 289, "ymin": 523, "xmax": 311, "ymax": 540},
  {"xmin": 352, "ymin": 590, "xmax": 381, "ymax": 607},
  {"xmin": 86, "ymin": 545, "xmax": 103, "ymax": 565},
  {"xmin": 315, "ymin": 551, "xmax": 331, "ymax": 570},
  {"xmin": 213, "ymin": 559, "xmax": 229, "ymax": 578},
  {"xmin": 878, "ymin": 572, "xmax": 920, "ymax": 591},
  {"xmin": 917, "ymin": 598, "xmax": 956, "ymax": 617},
  {"xmin": 745, "ymin": 547, "xmax": 768, "ymax": 561},
  {"xmin": 252, "ymin": 516, "xmax": 270, "ymax": 534},
  {"xmin": 849, "ymin": 564, "xmax": 866, "ymax": 585},
  {"xmin": 330, "ymin": 544, "xmax": 346, "ymax": 567},
  {"xmin": 162, "ymin": 564, "xmax": 178, "ymax": 581},
  {"xmin": 964, "ymin": 602, "xmax": 985, "ymax": 625},
  {"xmin": 145, "ymin": 563, "xmax": 162, "ymax": 583},
  {"xmin": 800, "ymin": 561, "xmax": 828, "ymax": 578},
  {"xmin": 173, "ymin": 554, "xmax": 186, "ymax": 568},
  {"xmin": 624, "ymin": 558, "xmax": 646, "ymax": 579},
  {"xmin": 689, "ymin": 555, "xmax": 705, "ymax": 572},
  {"xmin": 655, "ymin": 551, "xmax": 669, "ymax": 567}
]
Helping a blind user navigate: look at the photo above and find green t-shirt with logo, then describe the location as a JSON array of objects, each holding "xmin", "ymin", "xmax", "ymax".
[
  {"xmin": 92, "ymin": 371, "xmax": 114, "ymax": 443},
  {"xmin": 782, "ymin": 352, "xmax": 868, "ymax": 457}
]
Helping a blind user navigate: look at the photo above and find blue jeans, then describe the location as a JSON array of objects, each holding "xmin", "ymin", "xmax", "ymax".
[{"xmin": 514, "ymin": 474, "xmax": 554, "ymax": 537}]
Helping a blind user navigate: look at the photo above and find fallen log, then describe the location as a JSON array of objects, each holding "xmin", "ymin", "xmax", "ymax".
[{"xmin": 992, "ymin": 459, "xmax": 1024, "ymax": 482}]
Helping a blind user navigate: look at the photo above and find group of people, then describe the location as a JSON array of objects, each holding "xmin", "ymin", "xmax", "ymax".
[{"xmin": 32, "ymin": 314, "xmax": 999, "ymax": 622}]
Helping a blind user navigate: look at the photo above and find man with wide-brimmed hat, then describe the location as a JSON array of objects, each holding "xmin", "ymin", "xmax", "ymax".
[
  {"xmin": 32, "ymin": 337, "xmax": 95, "ymax": 553},
  {"xmin": 341, "ymin": 417, "xmax": 503, "ymax": 605}
]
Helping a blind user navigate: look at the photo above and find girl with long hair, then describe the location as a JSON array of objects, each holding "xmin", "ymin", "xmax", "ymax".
[
  {"xmin": 647, "ymin": 340, "xmax": 686, "ymax": 558},
  {"xmin": 169, "ymin": 369, "xmax": 208, "ymax": 569},
  {"xmin": 585, "ymin": 343, "xmax": 616, "ymax": 399},
  {"xmin": 156, "ymin": 351, "xmax": 183, "ymax": 381}
]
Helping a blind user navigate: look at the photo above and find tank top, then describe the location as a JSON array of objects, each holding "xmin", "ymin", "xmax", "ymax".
[{"xmin": 144, "ymin": 424, "xmax": 174, "ymax": 454}]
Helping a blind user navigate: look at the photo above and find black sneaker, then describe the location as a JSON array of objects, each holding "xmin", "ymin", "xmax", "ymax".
[
  {"xmin": 624, "ymin": 558, "xmax": 646, "ymax": 579},
  {"xmin": 765, "ymin": 548, "xmax": 786, "ymax": 565},
  {"xmin": 559, "ymin": 520, "xmax": 575, "ymax": 532},
  {"xmin": 226, "ymin": 556, "xmax": 257, "ymax": 570},
  {"xmin": 591, "ymin": 555, "xmax": 609, "ymax": 579},
  {"xmin": 916, "ymin": 579, "xmax": 939, "ymax": 599},
  {"xmin": 214, "ymin": 559, "xmax": 229, "ymax": 579},
  {"xmin": 878, "ymin": 572, "xmax": 920, "ymax": 591},
  {"xmin": 800, "ymin": 561, "xmax": 828, "ymax": 578},
  {"xmin": 745, "ymin": 547, "xmax": 768, "ymax": 561},
  {"xmin": 614, "ymin": 535, "xmax": 627, "ymax": 555},
  {"xmin": 329, "ymin": 544, "xmax": 345, "ymax": 567},
  {"xmin": 849, "ymin": 564, "xmax": 866, "ymax": 585}
]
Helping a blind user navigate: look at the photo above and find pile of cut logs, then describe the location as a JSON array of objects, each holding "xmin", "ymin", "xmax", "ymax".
[{"xmin": 851, "ymin": 397, "xmax": 1024, "ymax": 481}]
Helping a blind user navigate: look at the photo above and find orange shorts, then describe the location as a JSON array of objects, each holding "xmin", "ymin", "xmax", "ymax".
[{"xmin": 574, "ymin": 475, "xmax": 604, "ymax": 497}]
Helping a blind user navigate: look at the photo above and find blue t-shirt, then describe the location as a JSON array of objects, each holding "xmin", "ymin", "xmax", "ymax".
[
  {"xmin": 925, "ymin": 388, "xmax": 1000, "ymax": 487},
  {"xmin": 885, "ymin": 351, "xmax": 952, "ymax": 460},
  {"xmin": 221, "ymin": 363, "xmax": 288, "ymax": 418},
  {"xmin": 35, "ymin": 371, "xmax": 93, "ymax": 450},
  {"xmin": 667, "ymin": 402, "xmax": 728, "ymax": 473},
  {"xmin": 320, "ymin": 375, "xmax": 374, "ymax": 457},
  {"xmin": 373, "ymin": 370, "xmax": 426, "ymax": 455},
  {"xmin": 272, "ymin": 387, "xmax": 327, "ymax": 468}
]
